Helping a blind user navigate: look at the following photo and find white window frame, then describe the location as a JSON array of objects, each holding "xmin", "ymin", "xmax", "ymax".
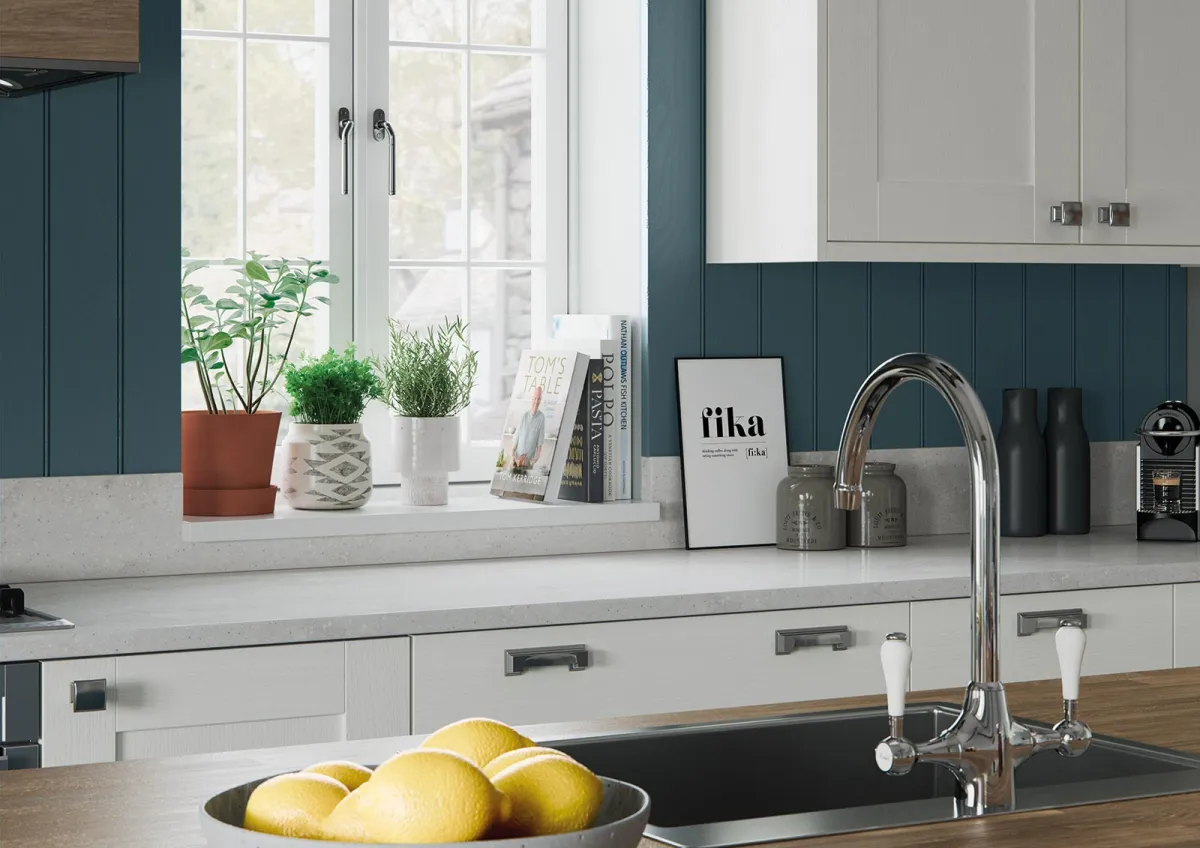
[{"xmin": 350, "ymin": 0, "xmax": 572, "ymax": 483}]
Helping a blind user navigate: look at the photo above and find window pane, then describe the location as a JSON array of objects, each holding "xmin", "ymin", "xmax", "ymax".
[
  {"xmin": 468, "ymin": 268, "xmax": 531, "ymax": 442},
  {"xmin": 390, "ymin": 267, "xmax": 467, "ymax": 331},
  {"xmin": 390, "ymin": 0, "xmax": 466, "ymax": 43},
  {"xmin": 181, "ymin": 37, "xmax": 241, "ymax": 259},
  {"xmin": 469, "ymin": 53, "xmax": 532, "ymax": 260},
  {"xmin": 471, "ymin": 0, "xmax": 533, "ymax": 46},
  {"xmin": 245, "ymin": 40, "xmax": 328, "ymax": 259},
  {"xmin": 182, "ymin": 0, "xmax": 238, "ymax": 31},
  {"xmin": 389, "ymin": 49, "xmax": 463, "ymax": 261},
  {"xmin": 246, "ymin": 0, "xmax": 329, "ymax": 36}
]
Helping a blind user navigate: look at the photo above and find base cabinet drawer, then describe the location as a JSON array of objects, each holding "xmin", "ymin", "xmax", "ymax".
[
  {"xmin": 41, "ymin": 638, "xmax": 410, "ymax": 767},
  {"xmin": 909, "ymin": 586, "xmax": 1173, "ymax": 691},
  {"xmin": 411, "ymin": 604, "xmax": 908, "ymax": 732}
]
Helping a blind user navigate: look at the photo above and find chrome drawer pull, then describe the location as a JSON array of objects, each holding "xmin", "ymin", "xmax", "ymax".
[
  {"xmin": 775, "ymin": 626, "xmax": 852, "ymax": 654},
  {"xmin": 70, "ymin": 679, "xmax": 107, "ymax": 713},
  {"xmin": 1017, "ymin": 608, "xmax": 1088, "ymax": 637},
  {"xmin": 505, "ymin": 645, "xmax": 591, "ymax": 676}
]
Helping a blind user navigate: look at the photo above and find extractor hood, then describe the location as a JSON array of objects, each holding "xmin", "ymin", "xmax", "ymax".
[{"xmin": 0, "ymin": 0, "xmax": 139, "ymax": 98}]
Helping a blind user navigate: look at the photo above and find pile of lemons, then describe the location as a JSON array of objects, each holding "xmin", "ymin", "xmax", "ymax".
[{"xmin": 242, "ymin": 717, "xmax": 605, "ymax": 843}]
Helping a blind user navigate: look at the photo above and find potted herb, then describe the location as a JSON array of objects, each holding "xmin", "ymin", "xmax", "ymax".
[
  {"xmin": 280, "ymin": 346, "xmax": 383, "ymax": 510},
  {"xmin": 180, "ymin": 252, "xmax": 336, "ymax": 516},
  {"xmin": 378, "ymin": 318, "xmax": 479, "ymax": 505}
]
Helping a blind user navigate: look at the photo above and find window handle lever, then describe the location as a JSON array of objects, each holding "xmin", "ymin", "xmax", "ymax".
[
  {"xmin": 373, "ymin": 108, "xmax": 397, "ymax": 197},
  {"xmin": 337, "ymin": 107, "xmax": 354, "ymax": 196}
]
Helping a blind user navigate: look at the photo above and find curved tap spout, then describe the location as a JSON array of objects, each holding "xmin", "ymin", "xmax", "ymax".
[{"xmin": 833, "ymin": 353, "xmax": 1000, "ymax": 685}]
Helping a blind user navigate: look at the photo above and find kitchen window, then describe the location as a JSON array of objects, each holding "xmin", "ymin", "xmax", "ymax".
[{"xmin": 180, "ymin": 0, "xmax": 570, "ymax": 482}]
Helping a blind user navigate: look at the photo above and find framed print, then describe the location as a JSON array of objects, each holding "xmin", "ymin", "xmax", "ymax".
[{"xmin": 676, "ymin": 357, "xmax": 789, "ymax": 549}]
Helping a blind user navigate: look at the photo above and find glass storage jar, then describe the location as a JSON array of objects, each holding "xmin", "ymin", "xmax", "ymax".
[
  {"xmin": 776, "ymin": 464, "xmax": 846, "ymax": 551},
  {"xmin": 847, "ymin": 461, "xmax": 908, "ymax": 547}
]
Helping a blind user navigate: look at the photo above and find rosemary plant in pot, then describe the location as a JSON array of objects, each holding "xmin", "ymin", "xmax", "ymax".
[
  {"xmin": 280, "ymin": 347, "xmax": 382, "ymax": 510},
  {"xmin": 379, "ymin": 318, "xmax": 479, "ymax": 505},
  {"xmin": 180, "ymin": 253, "xmax": 336, "ymax": 516}
]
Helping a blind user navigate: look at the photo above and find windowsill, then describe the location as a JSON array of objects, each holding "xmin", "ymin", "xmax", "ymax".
[{"xmin": 181, "ymin": 484, "xmax": 661, "ymax": 543}]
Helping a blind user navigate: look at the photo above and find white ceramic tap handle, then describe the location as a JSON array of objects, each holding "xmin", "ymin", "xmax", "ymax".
[
  {"xmin": 881, "ymin": 633, "xmax": 911, "ymax": 718},
  {"xmin": 1056, "ymin": 621, "xmax": 1086, "ymax": 701}
]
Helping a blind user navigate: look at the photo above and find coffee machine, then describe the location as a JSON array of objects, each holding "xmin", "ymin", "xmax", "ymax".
[{"xmin": 1137, "ymin": 401, "xmax": 1200, "ymax": 541}]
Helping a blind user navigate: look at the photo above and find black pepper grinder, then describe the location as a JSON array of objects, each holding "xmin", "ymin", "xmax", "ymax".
[
  {"xmin": 1045, "ymin": 387, "xmax": 1090, "ymax": 534},
  {"xmin": 997, "ymin": 388, "xmax": 1047, "ymax": 537}
]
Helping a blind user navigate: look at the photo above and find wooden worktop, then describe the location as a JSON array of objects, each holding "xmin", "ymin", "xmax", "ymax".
[{"xmin": 6, "ymin": 668, "xmax": 1200, "ymax": 847}]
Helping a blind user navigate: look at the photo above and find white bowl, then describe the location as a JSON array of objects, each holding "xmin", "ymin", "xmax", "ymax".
[{"xmin": 200, "ymin": 774, "xmax": 650, "ymax": 848}]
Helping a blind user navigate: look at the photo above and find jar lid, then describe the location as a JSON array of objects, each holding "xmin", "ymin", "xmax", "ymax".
[
  {"xmin": 864, "ymin": 462, "xmax": 896, "ymax": 474},
  {"xmin": 788, "ymin": 464, "xmax": 834, "ymax": 477}
]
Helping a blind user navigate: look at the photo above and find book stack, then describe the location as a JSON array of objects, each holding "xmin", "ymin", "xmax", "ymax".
[{"xmin": 549, "ymin": 315, "xmax": 637, "ymax": 503}]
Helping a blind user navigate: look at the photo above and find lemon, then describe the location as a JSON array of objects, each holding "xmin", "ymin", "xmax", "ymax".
[
  {"xmin": 303, "ymin": 760, "xmax": 373, "ymax": 792},
  {"xmin": 483, "ymin": 746, "xmax": 574, "ymax": 779},
  {"xmin": 420, "ymin": 716, "xmax": 533, "ymax": 768},
  {"xmin": 323, "ymin": 748, "xmax": 511, "ymax": 843},
  {"xmin": 243, "ymin": 771, "xmax": 348, "ymax": 839},
  {"xmin": 491, "ymin": 753, "xmax": 604, "ymax": 836}
]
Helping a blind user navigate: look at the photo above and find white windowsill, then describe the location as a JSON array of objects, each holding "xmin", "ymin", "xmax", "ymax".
[{"xmin": 181, "ymin": 484, "xmax": 661, "ymax": 543}]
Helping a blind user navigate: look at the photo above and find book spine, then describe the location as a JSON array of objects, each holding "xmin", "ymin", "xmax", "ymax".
[
  {"xmin": 558, "ymin": 383, "xmax": 589, "ymax": 503},
  {"xmin": 600, "ymin": 344, "xmax": 617, "ymax": 502},
  {"xmin": 614, "ymin": 317, "xmax": 632, "ymax": 499},
  {"xmin": 585, "ymin": 358, "xmax": 605, "ymax": 502}
]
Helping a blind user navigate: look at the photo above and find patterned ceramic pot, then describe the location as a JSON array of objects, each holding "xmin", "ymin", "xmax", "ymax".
[{"xmin": 280, "ymin": 422, "xmax": 373, "ymax": 510}]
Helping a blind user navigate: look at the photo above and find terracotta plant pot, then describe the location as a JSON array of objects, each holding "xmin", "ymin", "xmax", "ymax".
[{"xmin": 181, "ymin": 411, "xmax": 282, "ymax": 516}]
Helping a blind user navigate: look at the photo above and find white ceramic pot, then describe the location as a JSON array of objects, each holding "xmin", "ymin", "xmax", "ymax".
[
  {"xmin": 280, "ymin": 422, "xmax": 373, "ymax": 510},
  {"xmin": 391, "ymin": 415, "xmax": 461, "ymax": 505}
]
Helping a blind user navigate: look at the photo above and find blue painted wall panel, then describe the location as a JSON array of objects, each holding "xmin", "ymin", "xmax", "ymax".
[
  {"xmin": 815, "ymin": 265, "xmax": 870, "ymax": 449},
  {"xmin": 760, "ymin": 264, "xmax": 816, "ymax": 452},
  {"xmin": 1170, "ymin": 266, "xmax": 1188, "ymax": 401},
  {"xmin": 0, "ymin": 96, "xmax": 48, "ymax": 478},
  {"xmin": 704, "ymin": 264, "xmax": 760, "ymax": 357},
  {"xmin": 47, "ymin": 80, "xmax": 123, "ymax": 476},
  {"xmin": 1025, "ymin": 265, "xmax": 1076, "ymax": 429},
  {"xmin": 1074, "ymin": 265, "xmax": 1123, "ymax": 442},
  {"xmin": 973, "ymin": 264, "xmax": 1024, "ymax": 434},
  {"xmin": 1123, "ymin": 265, "xmax": 1170, "ymax": 433},
  {"xmin": 922, "ymin": 264, "xmax": 974, "ymax": 447},
  {"xmin": 868, "ymin": 264, "xmax": 922, "ymax": 448}
]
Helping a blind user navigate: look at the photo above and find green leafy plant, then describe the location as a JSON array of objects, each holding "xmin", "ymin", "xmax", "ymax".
[
  {"xmin": 283, "ymin": 346, "xmax": 383, "ymax": 425},
  {"xmin": 180, "ymin": 249, "xmax": 337, "ymax": 414},
  {"xmin": 378, "ymin": 318, "xmax": 479, "ymax": 418}
]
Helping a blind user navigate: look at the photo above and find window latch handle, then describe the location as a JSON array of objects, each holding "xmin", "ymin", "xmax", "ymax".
[
  {"xmin": 337, "ymin": 107, "xmax": 354, "ymax": 196},
  {"xmin": 373, "ymin": 108, "xmax": 397, "ymax": 197}
]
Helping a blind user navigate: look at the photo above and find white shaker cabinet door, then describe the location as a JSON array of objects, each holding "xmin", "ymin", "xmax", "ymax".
[
  {"xmin": 1081, "ymin": 0, "xmax": 1200, "ymax": 246},
  {"xmin": 827, "ymin": 0, "xmax": 1080, "ymax": 245}
]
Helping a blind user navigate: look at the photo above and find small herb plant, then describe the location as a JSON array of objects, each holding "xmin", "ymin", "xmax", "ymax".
[
  {"xmin": 283, "ymin": 346, "xmax": 383, "ymax": 425},
  {"xmin": 378, "ymin": 317, "xmax": 479, "ymax": 418},
  {"xmin": 180, "ymin": 250, "xmax": 337, "ymax": 414}
]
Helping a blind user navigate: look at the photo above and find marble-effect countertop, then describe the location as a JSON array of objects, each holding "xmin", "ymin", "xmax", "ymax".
[{"xmin": 7, "ymin": 526, "xmax": 1200, "ymax": 662}]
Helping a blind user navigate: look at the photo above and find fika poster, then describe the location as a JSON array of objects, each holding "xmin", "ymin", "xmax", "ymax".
[{"xmin": 676, "ymin": 357, "xmax": 789, "ymax": 548}]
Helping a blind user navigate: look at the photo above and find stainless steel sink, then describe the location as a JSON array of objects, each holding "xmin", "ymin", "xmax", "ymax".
[{"xmin": 548, "ymin": 704, "xmax": 1200, "ymax": 847}]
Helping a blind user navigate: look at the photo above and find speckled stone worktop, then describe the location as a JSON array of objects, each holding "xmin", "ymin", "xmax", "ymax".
[{"xmin": 7, "ymin": 525, "xmax": 1199, "ymax": 663}]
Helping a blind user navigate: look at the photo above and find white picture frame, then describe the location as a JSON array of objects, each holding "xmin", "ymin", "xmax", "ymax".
[{"xmin": 676, "ymin": 357, "xmax": 790, "ymax": 549}]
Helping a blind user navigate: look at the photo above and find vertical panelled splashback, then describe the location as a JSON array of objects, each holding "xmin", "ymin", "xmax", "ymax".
[
  {"xmin": 643, "ymin": 0, "xmax": 1186, "ymax": 457},
  {"xmin": 0, "ymin": 2, "xmax": 181, "ymax": 478},
  {"xmin": 702, "ymin": 262, "xmax": 1186, "ymax": 454}
]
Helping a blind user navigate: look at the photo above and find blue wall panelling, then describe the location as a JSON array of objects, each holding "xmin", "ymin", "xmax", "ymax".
[{"xmin": 0, "ymin": 1, "xmax": 181, "ymax": 478}]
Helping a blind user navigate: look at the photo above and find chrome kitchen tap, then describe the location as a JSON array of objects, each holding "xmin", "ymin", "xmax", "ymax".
[{"xmin": 833, "ymin": 353, "xmax": 1092, "ymax": 817}]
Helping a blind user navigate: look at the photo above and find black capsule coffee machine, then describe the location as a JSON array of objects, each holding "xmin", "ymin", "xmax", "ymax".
[{"xmin": 1137, "ymin": 401, "xmax": 1200, "ymax": 541}]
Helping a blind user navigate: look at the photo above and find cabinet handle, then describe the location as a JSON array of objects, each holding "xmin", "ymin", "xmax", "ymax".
[
  {"xmin": 337, "ymin": 107, "xmax": 354, "ymax": 196},
  {"xmin": 372, "ymin": 108, "xmax": 397, "ymax": 197},
  {"xmin": 505, "ymin": 645, "xmax": 591, "ymax": 676},
  {"xmin": 1049, "ymin": 202, "xmax": 1083, "ymax": 226},
  {"xmin": 1097, "ymin": 202, "xmax": 1131, "ymax": 227},
  {"xmin": 70, "ymin": 679, "xmax": 107, "ymax": 713},
  {"xmin": 1017, "ymin": 608, "xmax": 1088, "ymax": 637},
  {"xmin": 775, "ymin": 626, "xmax": 852, "ymax": 654}
]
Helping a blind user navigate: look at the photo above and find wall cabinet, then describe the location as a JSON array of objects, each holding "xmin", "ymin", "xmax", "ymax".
[
  {"xmin": 708, "ymin": 0, "xmax": 1200, "ymax": 264},
  {"xmin": 41, "ymin": 639, "xmax": 410, "ymax": 768},
  {"xmin": 411, "ymin": 604, "xmax": 908, "ymax": 732}
]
